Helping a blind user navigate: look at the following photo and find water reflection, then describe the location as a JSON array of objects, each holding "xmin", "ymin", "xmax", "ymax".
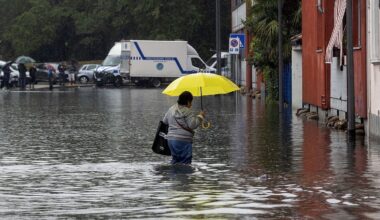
[{"xmin": 1, "ymin": 88, "xmax": 380, "ymax": 219}]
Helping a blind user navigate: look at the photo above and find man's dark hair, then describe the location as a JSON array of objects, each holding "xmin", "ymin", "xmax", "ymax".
[{"xmin": 177, "ymin": 91, "xmax": 193, "ymax": 105}]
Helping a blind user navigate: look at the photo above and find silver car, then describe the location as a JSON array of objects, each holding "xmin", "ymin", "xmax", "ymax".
[{"xmin": 77, "ymin": 64, "xmax": 100, "ymax": 84}]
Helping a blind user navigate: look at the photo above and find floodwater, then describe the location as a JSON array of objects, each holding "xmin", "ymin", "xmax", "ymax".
[{"xmin": 1, "ymin": 87, "xmax": 380, "ymax": 219}]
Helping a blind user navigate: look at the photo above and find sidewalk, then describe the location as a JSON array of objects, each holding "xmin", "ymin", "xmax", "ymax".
[{"xmin": 32, "ymin": 83, "xmax": 94, "ymax": 90}]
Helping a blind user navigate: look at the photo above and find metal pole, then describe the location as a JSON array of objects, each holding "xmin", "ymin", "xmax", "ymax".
[
  {"xmin": 216, "ymin": 0, "xmax": 221, "ymax": 75},
  {"xmin": 245, "ymin": 2, "xmax": 252, "ymax": 91},
  {"xmin": 346, "ymin": 0, "xmax": 355, "ymax": 137},
  {"xmin": 278, "ymin": 0, "xmax": 283, "ymax": 112}
]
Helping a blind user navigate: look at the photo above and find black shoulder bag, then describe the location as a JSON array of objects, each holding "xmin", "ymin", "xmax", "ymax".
[{"xmin": 152, "ymin": 121, "xmax": 171, "ymax": 156}]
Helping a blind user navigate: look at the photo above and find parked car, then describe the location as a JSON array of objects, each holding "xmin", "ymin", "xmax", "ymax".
[
  {"xmin": 0, "ymin": 60, "xmax": 30, "ymax": 87},
  {"xmin": 77, "ymin": 64, "xmax": 100, "ymax": 84},
  {"xmin": 35, "ymin": 63, "xmax": 59, "ymax": 83}
]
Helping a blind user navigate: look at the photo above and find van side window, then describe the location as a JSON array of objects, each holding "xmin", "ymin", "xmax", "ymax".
[{"xmin": 191, "ymin": 58, "xmax": 206, "ymax": 69}]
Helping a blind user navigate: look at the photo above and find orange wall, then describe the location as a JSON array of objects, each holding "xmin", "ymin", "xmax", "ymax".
[
  {"xmin": 302, "ymin": 0, "xmax": 366, "ymax": 117},
  {"xmin": 302, "ymin": 0, "xmax": 334, "ymax": 109},
  {"xmin": 353, "ymin": 0, "xmax": 367, "ymax": 118}
]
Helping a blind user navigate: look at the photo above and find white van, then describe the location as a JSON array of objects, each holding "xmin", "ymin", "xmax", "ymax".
[
  {"xmin": 122, "ymin": 40, "xmax": 215, "ymax": 87},
  {"xmin": 94, "ymin": 40, "xmax": 214, "ymax": 87},
  {"xmin": 206, "ymin": 52, "xmax": 230, "ymax": 77},
  {"xmin": 93, "ymin": 42, "xmax": 124, "ymax": 86}
]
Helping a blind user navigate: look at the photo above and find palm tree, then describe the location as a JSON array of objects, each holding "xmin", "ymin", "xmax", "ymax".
[{"xmin": 245, "ymin": 0, "xmax": 301, "ymax": 100}]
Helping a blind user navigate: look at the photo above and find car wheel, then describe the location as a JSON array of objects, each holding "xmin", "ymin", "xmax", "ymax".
[
  {"xmin": 79, "ymin": 76, "xmax": 89, "ymax": 84},
  {"xmin": 151, "ymin": 78, "xmax": 161, "ymax": 88}
]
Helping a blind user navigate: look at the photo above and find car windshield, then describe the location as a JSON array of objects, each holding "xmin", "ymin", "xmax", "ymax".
[
  {"xmin": 102, "ymin": 55, "xmax": 121, "ymax": 66},
  {"xmin": 206, "ymin": 57, "xmax": 216, "ymax": 66}
]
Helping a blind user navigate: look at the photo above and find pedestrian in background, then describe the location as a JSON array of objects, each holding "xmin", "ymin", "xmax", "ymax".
[
  {"xmin": 29, "ymin": 65, "xmax": 36, "ymax": 90},
  {"xmin": 58, "ymin": 63, "xmax": 66, "ymax": 87},
  {"xmin": 162, "ymin": 91, "xmax": 205, "ymax": 164},
  {"xmin": 2, "ymin": 61, "xmax": 14, "ymax": 90},
  {"xmin": 18, "ymin": 62, "xmax": 27, "ymax": 90},
  {"xmin": 68, "ymin": 60, "xmax": 77, "ymax": 86},
  {"xmin": 48, "ymin": 65, "xmax": 54, "ymax": 90}
]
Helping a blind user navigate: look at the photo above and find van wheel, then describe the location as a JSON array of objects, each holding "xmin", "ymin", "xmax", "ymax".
[{"xmin": 151, "ymin": 79, "xmax": 161, "ymax": 88}]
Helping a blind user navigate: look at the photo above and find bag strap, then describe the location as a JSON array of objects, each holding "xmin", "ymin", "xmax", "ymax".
[{"xmin": 174, "ymin": 117, "xmax": 194, "ymax": 135}]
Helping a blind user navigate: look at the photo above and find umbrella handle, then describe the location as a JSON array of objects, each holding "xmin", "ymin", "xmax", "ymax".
[
  {"xmin": 200, "ymin": 87, "xmax": 203, "ymax": 110},
  {"xmin": 199, "ymin": 87, "xmax": 210, "ymax": 129},
  {"xmin": 202, "ymin": 120, "xmax": 211, "ymax": 129}
]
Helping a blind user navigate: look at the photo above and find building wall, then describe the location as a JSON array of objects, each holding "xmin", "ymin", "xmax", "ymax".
[
  {"xmin": 325, "ymin": 0, "xmax": 367, "ymax": 120},
  {"xmin": 303, "ymin": 0, "xmax": 367, "ymax": 121},
  {"xmin": 370, "ymin": 64, "xmax": 380, "ymax": 115},
  {"xmin": 231, "ymin": 1, "xmax": 247, "ymax": 87},
  {"xmin": 251, "ymin": 66, "xmax": 257, "ymax": 90},
  {"xmin": 232, "ymin": 2, "xmax": 246, "ymax": 32},
  {"xmin": 353, "ymin": 0, "xmax": 368, "ymax": 118},
  {"xmin": 292, "ymin": 46, "xmax": 303, "ymax": 109},
  {"xmin": 367, "ymin": 0, "xmax": 380, "ymax": 137},
  {"xmin": 368, "ymin": 0, "xmax": 380, "ymax": 117},
  {"xmin": 368, "ymin": 0, "xmax": 380, "ymax": 138},
  {"xmin": 240, "ymin": 60, "xmax": 247, "ymax": 86},
  {"xmin": 302, "ymin": 0, "xmax": 334, "ymax": 110},
  {"xmin": 369, "ymin": 65, "xmax": 380, "ymax": 137},
  {"xmin": 330, "ymin": 57, "xmax": 347, "ymax": 113}
]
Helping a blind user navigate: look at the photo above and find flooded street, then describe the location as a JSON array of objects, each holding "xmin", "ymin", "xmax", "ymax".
[{"xmin": 1, "ymin": 87, "xmax": 380, "ymax": 219}]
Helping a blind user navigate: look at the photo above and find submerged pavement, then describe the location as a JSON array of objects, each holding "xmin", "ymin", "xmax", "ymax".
[{"xmin": 0, "ymin": 87, "xmax": 380, "ymax": 219}]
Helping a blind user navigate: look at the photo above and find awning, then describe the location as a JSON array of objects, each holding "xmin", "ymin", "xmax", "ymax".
[{"xmin": 325, "ymin": 0, "xmax": 346, "ymax": 64}]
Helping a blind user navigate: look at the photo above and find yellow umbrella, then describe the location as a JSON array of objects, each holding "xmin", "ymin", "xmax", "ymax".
[
  {"xmin": 162, "ymin": 72, "xmax": 240, "ymax": 109},
  {"xmin": 163, "ymin": 72, "xmax": 239, "ymax": 129}
]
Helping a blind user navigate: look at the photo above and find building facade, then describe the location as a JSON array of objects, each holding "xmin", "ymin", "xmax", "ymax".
[
  {"xmin": 231, "ymin": 0, "xmax": 257, "ymax": 91},
  {"xmin": 301, "ymin": 0, "xmax": 368, "ymax": 126},
  {"xmin": 367, "ymin": 0, "xmax": 380, "ymax": 138},
  {"xmin": 301, "ymin": 0, "xmax": 334, "ymax": 117}
]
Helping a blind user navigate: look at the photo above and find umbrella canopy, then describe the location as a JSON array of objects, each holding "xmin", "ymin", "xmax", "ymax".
[
  {"xmin": 15, "ymin": 56, "xmax": 36, "ymax": 64},
  {"xmin": 162, "ymin": 72, "xmax": 240, "ymax": 97}
]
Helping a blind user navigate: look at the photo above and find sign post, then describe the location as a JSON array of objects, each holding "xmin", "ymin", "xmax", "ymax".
[
  {"xmin": 229, "ymin": 38, "xmax": 240, "ymax": 54},
  {"xmin": 229, "ymin": 34, "xmax": 245, "ymax": 84},
  {"xmin": 230, "ymin": 33, "xmax": 245, "ymax": 49}
]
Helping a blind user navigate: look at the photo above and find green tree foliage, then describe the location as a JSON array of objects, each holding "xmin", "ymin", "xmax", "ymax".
[
  {"xmin": 0, "ymin": 0, "xmax": 231, "ymax": 62},
  {"xmin": 245, "ymin": 0, "xmax": 301, "ymax": 101}
]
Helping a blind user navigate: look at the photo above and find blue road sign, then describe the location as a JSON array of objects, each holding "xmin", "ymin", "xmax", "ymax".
[{"xmin": 230, "ymin": 33, "xmax": 245, "ymax": 48}]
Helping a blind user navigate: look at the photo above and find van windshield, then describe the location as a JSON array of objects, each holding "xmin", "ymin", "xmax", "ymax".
[
  {"xmin": 102, "ymin": 55, "xmax": 121, "ymax": 66},
  {"xmin": 206, "ymin": 57, "xmax": 216, "ymax": 67}
]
